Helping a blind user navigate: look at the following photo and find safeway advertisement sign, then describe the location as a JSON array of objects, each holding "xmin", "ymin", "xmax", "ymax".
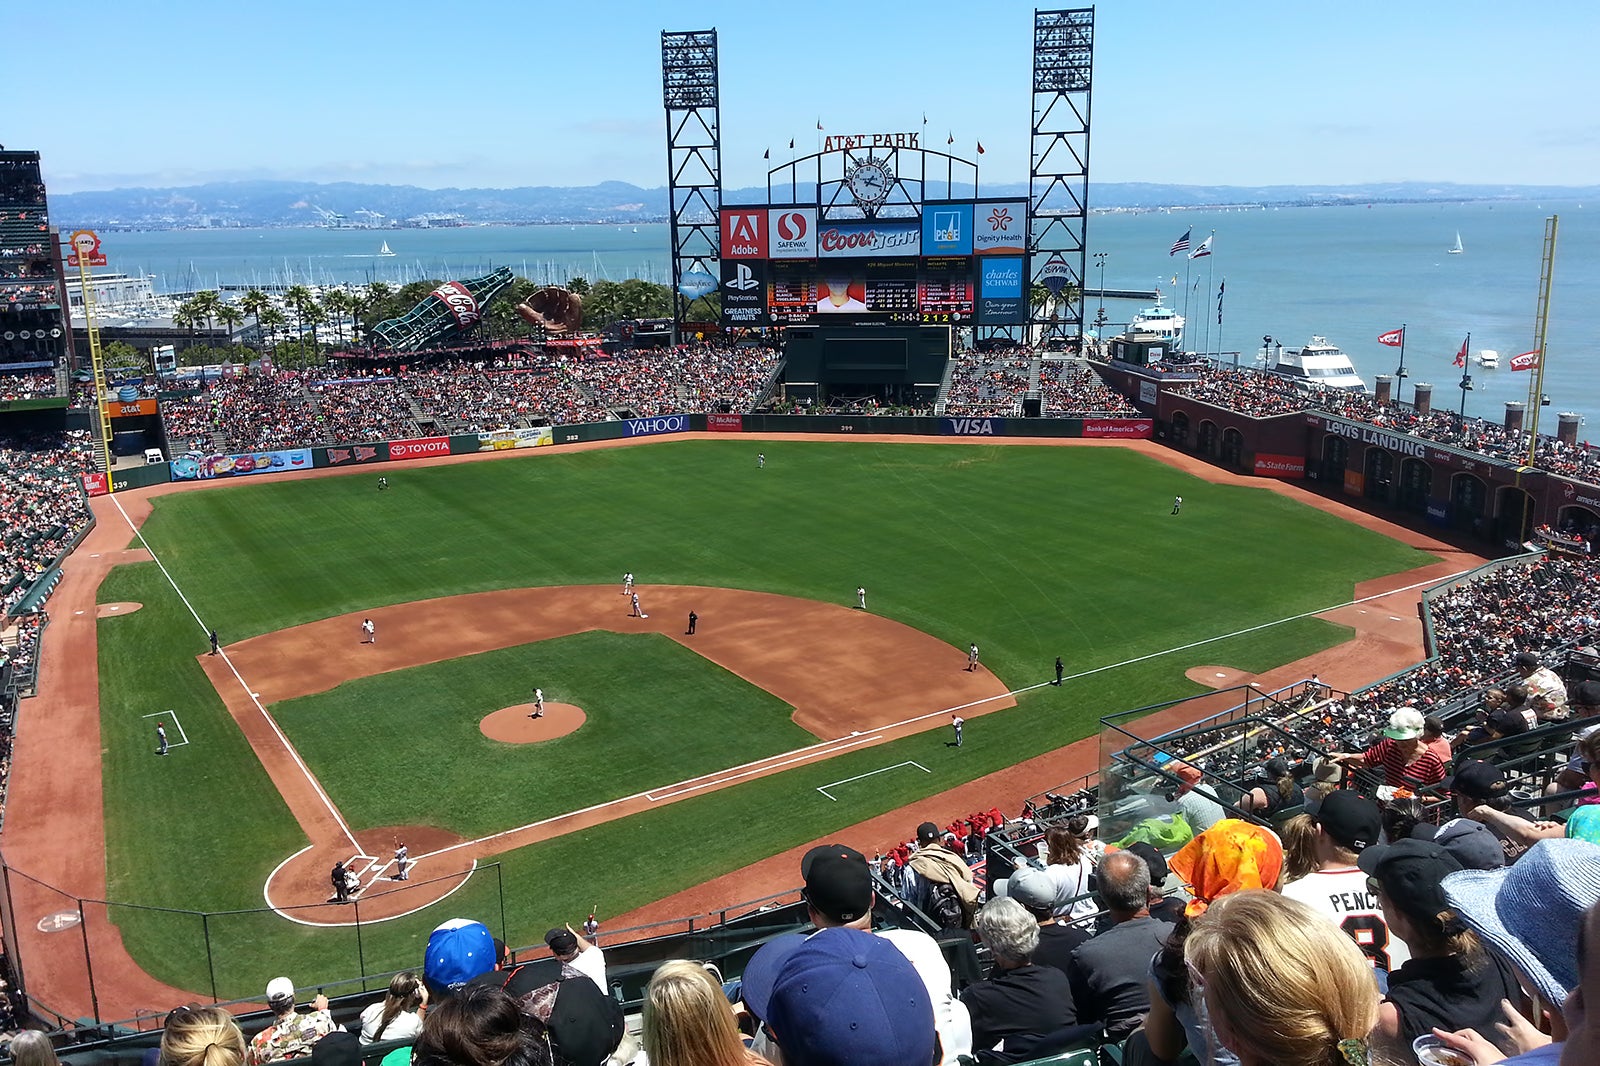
[
  {"xmin": 720, "ymin": 209, "xmax": 767, "ymax": 258},
  {"xmin": 389, "ymin": 436, "xmax": 450, "ymax": 460},
  {"xmin": 1082, "ymin": 419, "xmax": 1153, "ymax": 439},
  {"xmin": 768, "ymin": 208, "xmax": 816, "ymax": 258}
]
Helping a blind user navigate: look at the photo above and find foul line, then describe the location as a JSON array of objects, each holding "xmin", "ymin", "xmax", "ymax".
[
  {"xmin": 140, "ymin": 710, "xmax": 191, "ymax": 748},
  {"xmin": 111, "ymin": 495, "xmax": 362, "ymax": 853},
  {"xmin": 818, "ymin": 760, "xmax": 931, "ymax": 801}
]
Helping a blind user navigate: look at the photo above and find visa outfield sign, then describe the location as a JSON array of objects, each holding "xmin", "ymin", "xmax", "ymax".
[
  {"xmin": 941, "ymin": 417, "xmax": 1005, "ymax": 436},
  {"xmin": 818, "ymin": 221, "xmax": 919, "ymax": 258}
]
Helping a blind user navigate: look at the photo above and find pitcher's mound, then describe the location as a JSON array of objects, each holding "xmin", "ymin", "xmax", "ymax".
[
  {"xmin": 97, "ymin": 602, "xmax": 144, "ymax": 617},
  {"xmin": 481, "ymin": 702, "xmax": 586, "ymax": 743},
  {"xmin": 1186, "ymin": 665, "xmax": 1254, "ymax": 688}
]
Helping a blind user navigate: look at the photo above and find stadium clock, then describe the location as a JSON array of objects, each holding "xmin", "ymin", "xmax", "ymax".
[{"xmin": 845, "ymin": 156, "xmax": 894, "ymax": 213}]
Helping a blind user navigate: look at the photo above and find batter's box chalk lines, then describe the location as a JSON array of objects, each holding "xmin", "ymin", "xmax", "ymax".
[
  {"xmin": 141, "ymin": 710, "xmax": 191, "ymax": 747},
  {"xmin": 817, "ymin": 760, "xmax": 931, "ymax": 802}
]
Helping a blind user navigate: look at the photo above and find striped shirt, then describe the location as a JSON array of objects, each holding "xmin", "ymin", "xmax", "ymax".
[{"xmin": 1363, "ymin": 738, "xmax": 1447, "ymax": 788}]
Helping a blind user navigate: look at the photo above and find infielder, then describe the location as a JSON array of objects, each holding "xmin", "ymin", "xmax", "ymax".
[
  {"xmin": 623, "ymin": 572, "xmax": 634, "ymax": 595},
  {"xmin": 631, "ymin": 592, "xmax": 647, "ymax": 618},
  {"xmin": 967, "ymin": 643, "xmax": 980, "ymax": 672},
  {"xmin": 857, "ymin": 586, "xmax": 867, "ymax": 610},
  {"xmin": 361, "ymin": 618, "xmax": 376, "ymax": 644},
  {"xmin": 156, "ymin": 723, "xmax": 169, "ymax": 756},
  {"xmin": 952, "ymin": 714, "xmax": 964, "ymax": 747}
]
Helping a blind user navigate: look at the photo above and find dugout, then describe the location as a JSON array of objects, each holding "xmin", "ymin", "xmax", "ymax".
[{"xmin": 780, "ymin": 325, "xmax": 950, "ymax": 407}]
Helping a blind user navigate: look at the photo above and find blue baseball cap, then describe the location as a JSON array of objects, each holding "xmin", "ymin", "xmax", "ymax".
[
  {"xmin": 424, "ymin": 918, "xmax": 496, "ymax": 996},
  {"xmin": 738, "ymin": 931, "xmax": 808, "ymax": 1022},
  {"xmin": 767, "ymin": 927, "xmax": 935, "ymax": 1066}
]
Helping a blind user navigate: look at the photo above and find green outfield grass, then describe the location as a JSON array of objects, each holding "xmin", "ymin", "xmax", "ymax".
[{"xmin": 93, "ymin": 440, "xmax": 1433, "ymax": 997}]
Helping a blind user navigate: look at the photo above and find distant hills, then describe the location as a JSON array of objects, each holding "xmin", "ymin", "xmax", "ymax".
[{"xmin": 48, "ymin": 178, "xmax": 1600, "ymax": 230}]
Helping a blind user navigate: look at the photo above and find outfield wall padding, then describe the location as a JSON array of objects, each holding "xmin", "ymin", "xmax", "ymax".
[{"xmin": 109, "ymin": 464, "xmax": 171, "ymax": 492}]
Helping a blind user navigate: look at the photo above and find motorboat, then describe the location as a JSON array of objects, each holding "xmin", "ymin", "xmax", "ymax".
[
  {"xmin": 1258, "ymin": 336, "xmax": 1368, "ymax": 393},
  {"xmin": 1128, "ymin": 291, "xmax": 1185, "ymax": 348},
  {"xmin": 1476, "ymin": 349, "xmax": 1500, "ymax": 368}
]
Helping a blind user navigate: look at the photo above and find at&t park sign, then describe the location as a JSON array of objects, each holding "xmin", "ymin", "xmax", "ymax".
[{"xmin": 821, "ymin": 132, "xmax": 922, "ymax": 152}]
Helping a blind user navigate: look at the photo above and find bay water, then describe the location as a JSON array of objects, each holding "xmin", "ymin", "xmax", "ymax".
[{"xmin": 92, "ymin": 200, "xmax": 1598, "ymax": 429}]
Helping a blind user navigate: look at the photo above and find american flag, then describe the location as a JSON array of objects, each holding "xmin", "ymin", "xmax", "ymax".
[{"xmin": 1169, "ymin": 228, "xmax": 1192, "ymax": 256}]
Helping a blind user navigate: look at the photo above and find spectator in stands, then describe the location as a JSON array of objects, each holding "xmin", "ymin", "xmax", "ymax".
[
  {"xmin": 642, "ymin": 960, "xmax": 768, "ymax": 1066},
  {"xmin": 1359, "ymin": 838, "xmax": 1525, "ymax": 1057},
  {"xmin": 1136, "ymin": 819, "xmax": 1285, "ymax": 1066},
  {"xmin": 790, "ymin": 842, "xmax": 971, "ymax": 1066},
  {"xmin": 764, "ymin": 926, "xmax": 936, "ymax": 1066},
  {"xmin": 1449, "ymin": 759, "xmax": 1545, "ymax": 864},
  {"xmin": 247, "ymin": 978, "xmax": 339, "ymax": 1065},
  {"xmin": 1278, "ymin": 814, "xmax": 1322, "ymax": 884},
  {"xmin": 1438, "ymin": 840, "xmax": 1600, "ymax": 1064},
  {"xmin": 1330, "ymin": 707, "xmax": 1448, "ymax": 789},
  {"xmin": 1280, "ymin": 790, "xmax": 1411, "ymax": 978},
  {"xmin": 1040, "ymin": 822, "xmax": 1099, "ymax": 921},
  {"xmin": 1381, "ymin": 795, "xmax": 1427, "ymax": 845},
  {"xmin": 359, "ymin": 971, "xmax": 428, "ymax": 1045},
  {"xmin": 1424, "ymin": 818, "xmax": 1507, "ymax": 872},
  {"xmin": 1423, "ymin": 714, "xmax": 1454, "ymax": 764},
  {"xmin": 1185, "ymin": 891, "xmax": 1379, "ymax": 1066},
  {"xmin": 1515, "ymin": 651, "xmax": 1569, "ymax": 717},
  {"xmin": 158, "ymin": 1006, "xmax": 246, "ymax": 1066},
  {"xmin": 8, "ymin": 1031, "xmax": 62, "ymax": 1066},
  {"xmin": 1545, "ymin": 680, "xmax": 1600, "ymax": 804},
  {"xmin": 1303, "ymin": 758, "xmax": 1343, "ymax": 815},
  {"xmin": 902, "ymin": 821, "xmax": 980, "ymax": 930},
  {"xmin": 1124, "ymin": 842, "xmax": 1186, "ymax": 924},
  {"xmin": 1466, "ymin": 734, "xmax": 1600, "ymax": 850},
  {"xmin": 961, "ymin": 896, "xmax": 1077, "ymax": 1063},
  {"xmin": 998, "ymin": 865, "xmax": 1089, "ymax": 981},
  {"xmin": 1168, "ymin": 762, "xmax": 1226, "ymax": 833},
  {"xmin": 412, "ymin": 983, "xmax": 548, "ymax": 1066},
  {"xmin": 1067, "ymin": 851, "xmax": 1170, "ymax": 1044},
  {"xmin": 1457, "ymin": 706, "xmax": 1534, "ymax": 761},
  {"xmin": 544, "ymin": 925, "xmax": 605, "ymax": 992},
  {"xmin": 466, "ymin": 950, "xmax": 625, "ymax": 1066},
  {"xmin": 424, "ymin": 919, "xmax": 499, "ymax": 1000},
  {"xmin": 1236, "ymin": 757, "xmax": 1304, "ymax": 818}
]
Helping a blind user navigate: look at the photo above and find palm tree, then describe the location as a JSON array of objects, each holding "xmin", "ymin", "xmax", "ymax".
[
  {"xmin": 259, "ymin": 307, "xmax": 287, "ymax": 355},
  {"xmin": 192, "ymin": 290, "xmax": 223, "ymax": 343},
  {"xmin": 320, "ymin": 289, "xmax": 353, "ymax": 346},
  {"xmin": 240, "ymin": 288, "xmax": 271, "ymax": 344},
  {"xmin": 215, "ymin": 303, "xmax": 244, "ymax": 351},
  {"xmin": 284, "ymin": 285, "xmax": 315, "ymax": 350}
]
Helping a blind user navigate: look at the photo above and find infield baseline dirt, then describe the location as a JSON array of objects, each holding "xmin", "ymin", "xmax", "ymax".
[{"xmin": 1, "ymin": 432, "xmax": 1485, "ymax": 1021}]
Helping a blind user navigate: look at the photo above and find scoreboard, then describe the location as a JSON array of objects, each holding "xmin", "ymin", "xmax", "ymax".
[{"xmin": 716, "ymin": 200, "xmax": 1027, "ymax": 328}]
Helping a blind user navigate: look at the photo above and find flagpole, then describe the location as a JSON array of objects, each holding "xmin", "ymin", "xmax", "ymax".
[
  {"xmin": 1181, "ymin": 254, "xmax": 1192, "ymax": 355},
  {"xmin": 1457, "ymin": 331, "xmax": 1472, "ymax": 425},
  {"xmin": 1395, "ymin": 323, "xmax": 1407, "ymax": 385},
  {"xmin": 1203, "ymin": 233, "xmax": 1215, "ymax": 357},
  {"xmin": 1219, "ymin": 278, "xmax": 1228, "ymax": 367}
]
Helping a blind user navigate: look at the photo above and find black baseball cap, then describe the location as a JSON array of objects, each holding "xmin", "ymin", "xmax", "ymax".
[
  {"xmin": 801, "ymin": 844, "xmax": 873, "ymax": 923},
  {"xmin": 1358, "ymin": 837, "xmax": 1463, "ymax": 921},
  {"xmin": 1572, "ymin": 680, "xmax": 1600, "ymax": 709},
  {"xmin": 1486, "ymin": 708, "xmax": 1530, "ymax": 737},
  {"xmin": 1441, "ymin": 759, "xmax": 1510, "ymax": 802},
  {"xmin": 1314, "ymin": 790, "xmax": 1381, "ymax": 852},
  {"xmin": 1124, "ymin": 841, "xmax": 1169, "ymax": 887},
  {"xmin": 545, "ymin": 928, "xmax": 578, "ymax": 956},
  {"xmin": 1514, "ymin": 651, "xmax": 1540, "ymax": 670},
  {"xmin": 916, "ymin": 822, "xmax": 941, "ymax": 846}
]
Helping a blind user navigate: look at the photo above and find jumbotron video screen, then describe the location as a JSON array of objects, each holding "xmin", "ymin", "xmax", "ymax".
[{"xmin": 717, "ymin": 201, "xmax": 1029, "ymax": 329}]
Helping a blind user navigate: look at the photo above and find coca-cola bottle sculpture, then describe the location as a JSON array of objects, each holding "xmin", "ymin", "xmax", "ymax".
[{"xmin": 370, "ymin": 267, "xmax": 514, "ymax": 352}]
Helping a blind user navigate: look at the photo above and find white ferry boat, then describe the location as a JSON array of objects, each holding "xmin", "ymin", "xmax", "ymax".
[
  {"xmin": 1128, "ymin": 292, "xmax": 1185, "ymax": 348},
  {"xmin": 1258, "ymin": 336, "xmax": 1368, "ymax": 393},
  {"xmin": 1476, "ymin": 349, "xmax": 1500, "ymax": 368}
]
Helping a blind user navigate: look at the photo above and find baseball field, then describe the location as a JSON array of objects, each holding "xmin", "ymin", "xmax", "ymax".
[{"xmin": 81, "ymin": 437, "xmax": 1432, "ymax": 999}]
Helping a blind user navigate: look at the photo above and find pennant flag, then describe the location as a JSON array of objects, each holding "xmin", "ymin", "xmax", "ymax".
[
  {"xmin": 976, "ymin": 141, "xmax": 985, "ymax": 154},
  {"xmin": 1217, "ymin": 279, "xmax": 1225, "ymax": 324},
  {"xmin": 1377, "ymin": 327, "xmax": 1405, "ymax": 347},
  {"xmin": 1188, "ymin": 234, "xmax": 1213, "ymax": 259},
  {"xmin": 947, "ymin": 131, "xmax": 954, "ymax": 146},
  {"xmin": 816, "ymin": 119, "xmax": 824, "ymax": 130},
  {"xmin": 763, "ymin": 148, "xmax": 770, "ymax": 160},
  {"xmin": 1169, "ymin": 228, "xmax": 1192, "ymax": 256},
  {"xmin": 789, "ymin": 138, "xmax": 795, "ymax": 150},
  {"xmin": 1453, "ymin": 336, "xmax": 1468, "ymax": 368},
  {"xmin": 922, "ymin": 112, "xmax": 928, "ymax": 126},
  {"xmin": 1510, "ymin": 349, "xmax": 1540, "ymax": 372}
]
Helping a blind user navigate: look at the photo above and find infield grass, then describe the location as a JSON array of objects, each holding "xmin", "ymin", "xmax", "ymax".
[{"xmin": 94, "ymin": 439, "xmax": 1431, "ymax": 996}]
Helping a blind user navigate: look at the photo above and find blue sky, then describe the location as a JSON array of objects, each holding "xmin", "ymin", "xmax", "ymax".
[{"xmin": 15, "ymin": 1, "xmax": 1597, "ymax": 192}]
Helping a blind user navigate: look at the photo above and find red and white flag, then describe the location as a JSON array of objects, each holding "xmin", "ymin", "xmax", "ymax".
[
  {"xmin": 1453, "ymin": 337, "xmax": 1468, "ymax": 368},
  {"xmin": 1377, "ymin": 328, "xmax": 1405, "ymax": 347},
  {"xmin": 1510, "ymin": 349, "xmax": 1540, "ymax": 372}
]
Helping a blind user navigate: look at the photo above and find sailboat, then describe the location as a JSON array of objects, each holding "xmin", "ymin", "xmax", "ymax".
[
  {"xmin": 378, "ymin": 241, "xmax": 396, "ymax": 257},
  {"xmin": 1448, "ymin": 231, "xmax": 1464, "ymax": 255}
]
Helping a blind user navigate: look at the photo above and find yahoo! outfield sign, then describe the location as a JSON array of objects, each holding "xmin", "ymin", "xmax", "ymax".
[{"xmin": 624, "ymin": 414, "xmax": 690, "ymax": 438}]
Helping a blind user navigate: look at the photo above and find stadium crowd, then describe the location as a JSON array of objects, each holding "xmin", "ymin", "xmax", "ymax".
[
  {"xmin": 0, "ymin": 372, "xmax": 57, "ymax": 402},
  {"xmin": 942, "ymin": 350, "xmax": 1033, "ymax": 417},
  {"xmin": 0, "ymin": 431, "xmax": 92, "ymax": 617},
  {"xmin": 1038, "ymin": 361, "xmax": 1141, "ymax": 417}
]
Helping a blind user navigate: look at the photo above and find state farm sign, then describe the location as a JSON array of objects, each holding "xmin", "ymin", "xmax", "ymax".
[{"xmin": 720, "ymin": 209, "xmax": 767, "ymax": 258}]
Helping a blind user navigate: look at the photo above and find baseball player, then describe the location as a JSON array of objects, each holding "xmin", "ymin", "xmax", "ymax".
[
  {"xmin": 584, "ymin": 911, "xmax": 600, "ymax": 942},
  {"xmin": 623, "ymin": 572, "xmax": 634, "ymax": 595},
  {"xmin": 393, "ymin": 842, "xmax": 410, "ymax": 880},
  {"xmin": 856, "ymin": 586, "xmax": 867, "ymax": 610},
  {"xmin": 377, "ymin": 476, "xmax": 388, "ymax": 491},
  {"xmin": 1172, "ymin": 495, "xmax": 1183, "ymax": 515},
  {"xmin": 533, "ymin": 688, "xmax": 545, "ymax": 718},
  {"xmin": 208, "ymin": 630, "xmax": 219, "ymax": 655},
  {"xmin": 631, "ymin": 592, "xmax": 647, "ymax": 618},
  {"xmin": 967, "ymin": 643, "xmax": 980, "ymax": 672},
  {"xmin": 1054, "ymin": 656, "xmax": 1065, "ymax": 686},
  {"xmin": 952, "ymin": 714, "xmax": 965, "ymax": 747},
  {"xmin": 156, "ymin": 722, "xmax": 169, "ymax": 756},
  {"xmin": 757, "ymin": 452, "xmax": 765, "ymax": 468},
  {"xmin": 361, "ymin": 618, "xmax": 376, "ymax": 644}
]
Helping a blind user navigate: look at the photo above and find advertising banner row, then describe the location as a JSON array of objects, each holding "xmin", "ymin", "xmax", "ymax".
[{"xmin": 721, "ymin": 202, "xmax": 1028, "ymax": 260}]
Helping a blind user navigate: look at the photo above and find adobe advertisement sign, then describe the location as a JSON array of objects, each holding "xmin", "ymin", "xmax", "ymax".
[
  {"xmin": 720, "ymin": 260, "xmax": 767, "ymax": 325},
  {"xmin": 721, "ymin": 209, "xmax": 767, "ymax": 258},
  {"xmin": 975, "ymin": 257, "xmax": 1026, "ymax": 324},
  {"xmin": 973, "ymin": 202, "xmax": 1028, "ymax": 255},
  {"xmin": 817, "ymin": 221, "xmax": 920, "ymax": 258},
  {"xmin": 768, "ymin": 208, "xmax": 816, "ymax": 259},
  {"xmin": 1253, "ymin": 453, "xmax": 1306, "ymax": 479}
]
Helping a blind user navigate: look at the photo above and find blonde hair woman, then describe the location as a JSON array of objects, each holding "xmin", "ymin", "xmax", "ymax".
[
  {"xmin": 642, "ymin": 960, "xmax": 768, "ymax": 1066},
  {"xmin": 8, "ymin": 1033, "xmax": 61, "ymax": 1066},
  {"xmin": 158, "ymin": 1006, "xmax": 247, "ymax": 1066},
  {"xmin": 1186, "ymin": 890, "xmax": 1380, "ymax": 1066}
]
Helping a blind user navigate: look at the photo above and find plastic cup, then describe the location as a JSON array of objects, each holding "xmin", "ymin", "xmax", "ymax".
[{"xmin": 1412, "ymin": 1035, "xmax": 1473, "ymax": 1066}]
